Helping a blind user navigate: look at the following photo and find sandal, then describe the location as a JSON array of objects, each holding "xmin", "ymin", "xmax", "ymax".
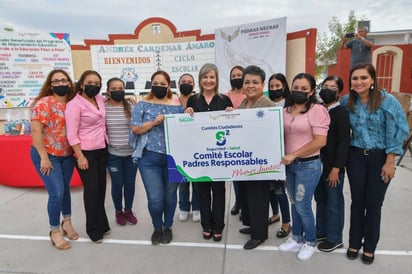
[
  {"xmin": 50, "ymin": 229, "xmax": 71, "ymax": 250},
  {"xmin": 203, "ymin": 231, "xmax": 212, "ymax": 240},
  {"xmin": 276, "ymin": 225, "xmax": 291, "ymax": 238},
  {"xmin": 61, "ymin": 219, "xmax": 79, "ymax": 240},
  {"xmin": 213, "ymin": 233, "xmax": 222, "ymax": 242}
]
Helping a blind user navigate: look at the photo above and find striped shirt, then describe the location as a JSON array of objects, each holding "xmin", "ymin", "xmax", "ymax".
[{"xmin": 105, "ymin": 103, "xmax": 134, "ymax": 156}]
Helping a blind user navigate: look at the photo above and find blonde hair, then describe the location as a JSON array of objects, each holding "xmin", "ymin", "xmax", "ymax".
[{"xmin": 193, "ymin": 63, "xmax": 222, "ymax": 100}]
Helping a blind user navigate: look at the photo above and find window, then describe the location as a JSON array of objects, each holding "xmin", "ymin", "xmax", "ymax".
[
  {"xmin": 376, "ymin": 52, "xmax": 394, "ymax": 91},
  {"xmin": 152, "ymin": 24, "xmax": 160, "ymax": 34}
]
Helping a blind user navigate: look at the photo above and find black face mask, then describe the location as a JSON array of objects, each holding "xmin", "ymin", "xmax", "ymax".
[
  {"xmin": 319, "ymin": 88, "xmax": 338, "ymax": 104},
  {"xmin": 268, "ymin": 89, "xmax": 284, "ymax": 100},
  {"xmin": 230, "ymin": 78, "xmax": 243, "ymax": 89},
  {"xmin": 151, "ymin": 86, "xmax": 168, "ymax": 99},
  {"xmin": 53, "ymin": 85, "xmax": 70, "ymax": 97},
  {"xmin": 110, "ymin": 90, "xmax": 125, "ymax": 102},
  {"xmin": 290, "ymin": 90, "xmax": 309, "ymax": 105},
  {"xmin": 179, "ymin": 84, "xmax": 194, "ymax": 96},
  {"xmin": 83, "ymin": 85, "xmax": 101, "ymax": 98}
]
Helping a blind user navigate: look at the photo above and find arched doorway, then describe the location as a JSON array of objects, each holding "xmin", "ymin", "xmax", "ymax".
[{"xmin": 373, "ymin": 46, "xmax": 403, "ymax": 92}]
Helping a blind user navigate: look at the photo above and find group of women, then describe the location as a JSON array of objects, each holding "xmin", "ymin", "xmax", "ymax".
[
  {"xmin": 30, "ymin": 62, "xmax": 408, "ymax": 265},
  {"xmin": 31, "ymin": 70, "xmax": 139, "ymax": 248}
]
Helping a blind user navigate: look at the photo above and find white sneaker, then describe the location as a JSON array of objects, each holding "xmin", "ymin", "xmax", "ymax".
[
  {"xmin": 279, "ymin": 238, "xmax": 303, "ymax": 252},
  {"xmin": 192, "ymin": 211, "xmax": 201, "ymax": 222},
  {"xmin": 297, "ymin": 243, "xmax": 317, "ymax": 260},
  {"xmin": 179, "ymin": 211, "xmax": 189, "ymax": 221}
]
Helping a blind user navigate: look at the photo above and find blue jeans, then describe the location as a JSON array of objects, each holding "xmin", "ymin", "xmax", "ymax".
[
  {"xmin": 108, "ymin": 153, "xmax": 138, "ymax": 211},
  {"xmin": 314, "ymin": 169, "xmax": 345, "ymax": 243},
  {"xmin": 285, "ymin": 158, "xmax": 321, "ymax": 246},
  {"xmin": 30, "ymin": 146, "xmax": 74, "ymax": 229},
  {"xmin": 269, "ymin": 180, "xmax": 291, "ymax": 224},
  {"xmin": 178, "ymin": 182, "xmax": 199, "ymax": 211},
  {"xmin": 139, "ymin": 150, "xmax": 178, "ymax": 230}
]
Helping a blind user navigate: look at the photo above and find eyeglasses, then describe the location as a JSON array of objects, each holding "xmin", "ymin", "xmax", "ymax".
[{"xmin": 51, "ymin": 79, "xmax": 69, "ymax": 85}]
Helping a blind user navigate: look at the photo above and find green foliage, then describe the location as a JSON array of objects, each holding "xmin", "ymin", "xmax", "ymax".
[{"xmin": 316, "ymin": 11, "xmax": 364, "ymax": 78}]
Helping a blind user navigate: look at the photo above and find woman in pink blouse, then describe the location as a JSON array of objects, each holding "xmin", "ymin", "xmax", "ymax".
[
  {"xmin": 65, "ymin": 70, "xmax": 110, "ymax": 243},
  {"xmin": 278, "ymin": 73, "xmax": 330, "ymax": 261}
]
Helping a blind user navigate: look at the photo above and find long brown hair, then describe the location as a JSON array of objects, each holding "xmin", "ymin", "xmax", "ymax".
[
  {"xmin": 31, "ymin": 69, "xmax": 76, "ymax": 107},
  {"xmin": 106, "ymin": 77, "xmax": 131, "ymax": 119},
  {"xmin": 348, "ymin": 63, "xmax": 382, "ymax": 113},
  {"xmin": 144, "ymin": 70, "xmax": 173, "ymax": 100}
]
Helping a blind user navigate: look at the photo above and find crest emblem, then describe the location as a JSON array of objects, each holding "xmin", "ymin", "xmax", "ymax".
[{"xmin": 220, "ymin": 28, "xmax": 240, "ymax": 43}]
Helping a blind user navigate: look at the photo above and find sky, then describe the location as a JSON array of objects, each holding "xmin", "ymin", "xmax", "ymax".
[{"xmin": 1, "ymin": 0, "xmax": 411, "ymax": 45}]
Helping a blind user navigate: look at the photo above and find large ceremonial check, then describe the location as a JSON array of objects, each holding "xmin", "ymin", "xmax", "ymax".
[{"xmin": 164, "ymin": 107, "xmax": 285, "ymax": 183}]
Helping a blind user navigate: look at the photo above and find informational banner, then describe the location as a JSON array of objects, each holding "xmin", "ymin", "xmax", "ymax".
[
  {"xmin": 215, "ymin": 17, "xmax": 287, "ymax": 92},
  {"xmin": 90, "ymin": 41, "xmax": 215, "ymax": 94},
  {"xmin": 0, "ymin": 31, "xmax": 73, "ymax": 108},
  {"xmin": 164, "ymin": 107, "xmax": 285, "ymax": 183}
]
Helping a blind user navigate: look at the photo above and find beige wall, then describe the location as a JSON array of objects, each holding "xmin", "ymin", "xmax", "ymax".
[
  {"xmin": 286, "ymin": 38, "xmax": 307, "ymax": 85},
  {"xmin": 72, "ymin": 50, "xmax": 93, "ymax": 80}
]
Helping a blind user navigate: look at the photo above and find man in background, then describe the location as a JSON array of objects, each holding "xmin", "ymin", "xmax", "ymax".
[{"xmin": 340, "ymin": 26, "xmax": 374, "ymax": 69}]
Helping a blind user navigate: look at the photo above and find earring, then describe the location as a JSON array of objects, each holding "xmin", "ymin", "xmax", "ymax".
[{"xmin": 370, "ymin": 84, "xmax": 374, "ymax": 90}]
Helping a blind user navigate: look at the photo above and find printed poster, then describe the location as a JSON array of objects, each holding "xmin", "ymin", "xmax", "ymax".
[
  {"xmin": 215, "ymin": 17, "xmax": 287, "ymax": 92},
  {"xmin": 164, "ymin": 107, "xmax": 285, "ymax": 183},
  {"xmin": 0, "ymin": 31, "xmax": 73, "ymax": 108}
]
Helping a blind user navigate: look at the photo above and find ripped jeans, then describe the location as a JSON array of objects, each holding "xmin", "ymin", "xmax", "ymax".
[
  {"xmin": 107, "ymin": 153, "xmax": 138, "ymax": 211},
  {"xmin": 285, "ymin": 158, "xmax": 321, "ymax": 246}
]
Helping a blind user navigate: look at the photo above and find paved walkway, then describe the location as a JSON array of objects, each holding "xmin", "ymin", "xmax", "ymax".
[{"xmin": 1, "ymin": 155, "xmax": 411, "ymax": 274}]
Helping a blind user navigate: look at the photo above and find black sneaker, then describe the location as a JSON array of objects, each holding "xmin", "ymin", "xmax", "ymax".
[
  {"xmin": 316, "ymin": 236, "xmax": 327, "ymax": 242},
  {"xmin": 318, "ymin": 240, "xmax": 343, "ymax": 252},
  {"xmin": 161, "ymin": 228, "xmax": 173, "ymax": 244},
  {"xmin": 151, "ymin": 230, "xmax": 162, "ymax": 245}
]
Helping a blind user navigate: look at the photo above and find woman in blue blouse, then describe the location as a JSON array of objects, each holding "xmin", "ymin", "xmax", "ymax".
[
  {"xmin": 341, "ymin": 63, "xmax": 408, "ymax": 264},
  {"xmin": 130, "ymin": 71, "xmax": 184, "ymax": 245}
]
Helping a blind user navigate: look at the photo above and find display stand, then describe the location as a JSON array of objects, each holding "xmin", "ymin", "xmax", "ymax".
[{"xmin": 0, "ymin": 135, "xmax": 82, "ymax": 187}]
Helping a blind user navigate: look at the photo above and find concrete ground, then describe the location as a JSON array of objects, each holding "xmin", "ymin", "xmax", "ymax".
[{"xmin": 1, "ymin": 154, "xmax": 411, "ymax": 274}]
